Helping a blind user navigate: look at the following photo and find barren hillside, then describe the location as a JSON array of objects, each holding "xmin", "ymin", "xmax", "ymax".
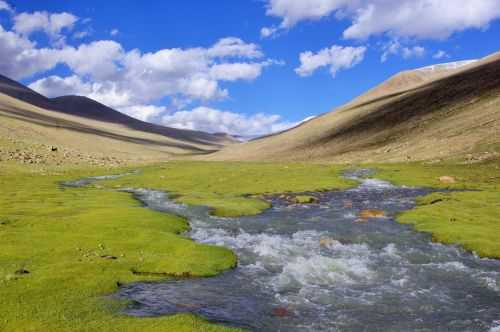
[
  {"xmin": 208, "ymin": 52, "xmax": 500, "ymax": 163},
  {"xmin": 0, "ymin": 76, "xmax": 235, "ymax": 166}
]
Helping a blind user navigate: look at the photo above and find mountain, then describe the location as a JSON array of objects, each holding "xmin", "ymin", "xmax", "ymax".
[
  {"xmin": 208, "ymin": 52, "xmax": 500, "ymax": 163},
  {"xmin": 0, "ymin": 75, "xmax": 236, "ymax": 166}
]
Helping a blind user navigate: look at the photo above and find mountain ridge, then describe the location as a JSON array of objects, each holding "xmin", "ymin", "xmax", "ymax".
[
  {"xmin": 0, "ymin": 75, "xmax": 236, "ymax": 166},
  {"xmin": 207, "ymin": 51, "xmax": 500, "ymax": 163}
]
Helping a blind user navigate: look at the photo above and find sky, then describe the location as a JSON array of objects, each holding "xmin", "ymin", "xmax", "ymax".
[{"xmin": 1, "ymin": 0, "xmax": 500, "ymax": 137}]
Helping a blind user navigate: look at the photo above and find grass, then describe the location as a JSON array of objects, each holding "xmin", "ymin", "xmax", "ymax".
[
  {"xmin": 372, "ymin": 160, "xmax": 500, "ymax": 258},
  {"xmin": 294, "ymin": 195, "xmax": 318, "ymax": 204},
  {"xmin": 0, "ymin": 160, "xmax": 354, "ymax": 331},
  {"xmin": 0, "ymin": 163, "xmax": 238, "ymax": 332},
  {"xmin": 100, "ymin": 161, "xmax": 355, "ymax": 217}
]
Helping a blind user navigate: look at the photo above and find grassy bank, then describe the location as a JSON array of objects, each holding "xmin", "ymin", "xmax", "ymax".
[
  {"xmin": 0, "ymin": 163, "xmax": 239, "ymax": 332},
  {"xmin": 373, "ymin": 161, "xmax": 500, "ymax": 258},
  {"xmin": 0, "ymin": 161, "xmax": 353, "ymax": 331},
  {"xmin": 100, "ymin": 161, "xmax": 355, "ymax": 217}
]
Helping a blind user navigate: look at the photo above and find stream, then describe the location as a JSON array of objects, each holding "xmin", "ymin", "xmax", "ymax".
[{"xmin": 68, "ymin": 170, "xmax": 500, "ymax": 331}]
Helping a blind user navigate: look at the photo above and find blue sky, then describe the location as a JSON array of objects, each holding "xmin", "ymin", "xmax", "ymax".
[{"xmin": 1, "ymin": 0, "xmax": 500, "ymax": 136}]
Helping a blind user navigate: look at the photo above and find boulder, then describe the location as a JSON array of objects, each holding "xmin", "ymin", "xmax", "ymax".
[
  {"xmin": 439, "ymin": 176, "xmax": 456, "ymax": 184},
  {"xmin": 272, "ymin": 307, "xmax": 293, "ymax": 317},
  {"xmin": 293, "ymin": 195, "xmax": 319, "ymax": 204},
  {"xmin": 319, "ymin": 238, "xmax": 340, "ymax": 247},
  {"xmin": 358, "ymin": 209, "xmax": 386, "ymax": 219}
]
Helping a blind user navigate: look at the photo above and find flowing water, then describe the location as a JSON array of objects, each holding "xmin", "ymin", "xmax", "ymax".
[{"xmin": 69, "ymin": 171, "xmax": 500, "ymax": 331}]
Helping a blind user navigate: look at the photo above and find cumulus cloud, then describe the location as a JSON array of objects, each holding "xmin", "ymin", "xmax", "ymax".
[
  {"xmin": 73, "ymin": 30, "xmax": 90, "ymax": 39},
  {"xmin": 207, "ymin": 37, "xmax": 263, "ymax": 58},
  {"xmin": 13, "ymin": 11, "xmax": 78, "ymax": 45},
  {"xmin": 295, "ymin": 45, "xmax": 366, "ymax": 77},
  {"xmin": 264, "ymin": 0, "xmax": 347, "ymax": 29},
  {"xmin": 119, "ymin": 104, "xmax": 167, "ymax": 122},
  {"xmin": 381, "ymin": 40, "xmax": 425, "ymax": 62},
  {"xmin": 262, "ymin": 0, "xmax": 500, "ymax": 40},
  {"xmin": 433, "ymin": 50, "xmax": 450, "ymax": 59},
  {"xmin": 0, "ymin": 25, "xmax": 63, "ymax": 79},
  {"xmin": 210, "ymin": 62, "xmax": 263, "ymax": 81},
  {"xmin": 0, "ymin": 5, "xmax": 286, "ymax": 137},
  {"xmin": 21, "ymin": 35, "xmax": 278, "ymax": 109},
  {"xmin": 0, "ymin": 0, "xmax": 12, "ymax": 12},
  {"xmin": 110, "ymin": 28, "xmax": 119, "ymax": 36},
  {"xmin": 158, "ymin": 106, "xmax": 298, "ymax": 136},
  {"xmin": 260, "ymin": 26, "xmax": 279, "ymax": 38}
]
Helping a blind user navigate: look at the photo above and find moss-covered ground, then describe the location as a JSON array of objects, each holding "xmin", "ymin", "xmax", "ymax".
[
  {"xmin": 0, "ymin": 161, "xmax": 353, "ymax": 331},
  {"xmin": 373, "ymin": 160, "xmax": 500, "ymax": 258},
  {"xmin": 2, "ymin": 157, "xmax": 499, "ymax": 331},
  {"xmin": 100, "ymin": 161, "xmax": 354, "ymax": 217}
]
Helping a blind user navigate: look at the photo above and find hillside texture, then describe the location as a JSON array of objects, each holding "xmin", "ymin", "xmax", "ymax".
[
  {"xmin": 0, "ymin": 76, "xmax": 234, "ymax": 167},
  {"xmin": 209, "ymin": 53, "xmax": 500, "ymax": 163}
]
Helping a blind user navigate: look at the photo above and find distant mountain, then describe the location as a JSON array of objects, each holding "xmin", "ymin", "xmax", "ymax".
[
  {"xmin": 0, "ymin": 74, "xmax": 236, "ymax": 148},
  {"xmin": 0, "ymin": 75, "xmax": 237, "ymax": 164},
  {"xmin": 209, "ymin": 52, "xmax": 500, "ymax": 163}
]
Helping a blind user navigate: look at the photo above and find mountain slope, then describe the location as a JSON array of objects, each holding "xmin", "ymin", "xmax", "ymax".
[
  {"xmin": 0, "ymin": 75, "xmax": 235, "ymax": 166},
  {"xmin": 209, "ymin": 52, "xmax": 500, "ymax": 163}
]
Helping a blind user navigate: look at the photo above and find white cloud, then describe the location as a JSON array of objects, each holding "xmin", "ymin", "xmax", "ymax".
[
  {"xmin": 264, "ymin": 0, "xmax": 347, "ymax": 29},
  {"xmin": 19, "ymin": 33, "xmax": 278, "ymax": 109},
  {"xmin": 262, "ymin": 0, "xmax": 500, "ymax": 40},
  {"xmin": 1, "ymin": 6, "xmax": 285, "ymax": 137},
  {"xmin": 433, "ymin": 50, "xmax": 450, "ymax": 59},
  {"xmin": 210, "ymin": 62, "xmax": 264, "ymax": 81},
  {"xmin": 73, "ymin": 30, "xmax": 90, "ymax": 39},
  {"xmin": 13, "ymin": 11, "xmax": 78, "ymax": 45},
  {"xmin": 402, "ymin": 46, "xmax": 425, "ymax": 59},
  {"xmin": 260, "ymin": 26, "xmax": 278, "ymax": 38},
  {"xmin": 207, "ymin": 37, "xmax": 263, "ymax": 58},
  {"xmin": 0, "ymin": 0, "xmax": 12, "ymax": 12},
  {"xmin": 28, "ymin": 75, "xmax": 91, "ymax": 97},
  {"xmin": 119, "ymin": 104, "xmax": 167, "ymax": 122},
  {"xmin": 381, "ymin": 40, "xmax": 425, "ymax": 62},
  {"xmin": 158, "ymin": 106, "xmax": 297, "ymax": 136},
  {"xmin": 295, "ymin": 45, "xmax": 366, "ymax": 77},
  {"xmin": 59, "ymin": 40, "xmax": 124, "ymax": 80},
  {"xmin": 110, "ymin": 28, "xmax": 119, "ymax": 36},
  {"xmin": 0, "ymin": 25, "xmax": 62, "ymax": 79}
]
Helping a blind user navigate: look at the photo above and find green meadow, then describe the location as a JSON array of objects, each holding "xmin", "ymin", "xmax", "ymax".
[
  {"xmin": 1, "ymin": 159, "xmax": 499, "ymax": 331},
  {"xmin": 0, "ymin": 161, "xmax": 352, "ymax": 331}
]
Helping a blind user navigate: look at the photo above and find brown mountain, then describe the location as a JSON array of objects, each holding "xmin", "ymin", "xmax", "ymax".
[
  {"xmin": 0, "ymin": 74, "xmax": 236, "ymax": 165},
  {"xmin": 208, "ymin": 52, "xmax": 500, "ymax": 163}
]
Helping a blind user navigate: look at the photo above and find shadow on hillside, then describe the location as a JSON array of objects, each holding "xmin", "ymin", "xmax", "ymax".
[
  {"xmin": 0, "ymin": 106, "xmax": 216, "ymax": 154},
  {"xmin": 310, "ymin": 57, "xmax": 500, "ymax": 152}
]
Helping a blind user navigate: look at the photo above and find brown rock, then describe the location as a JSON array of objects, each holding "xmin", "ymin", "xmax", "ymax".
[
  {"xmin": 359, "ymin": 209, "xmax": 386, "ymax": 219},
  {"xmin": 319, "ymin": 238, "xmax": 339, "ymax": 247},
  {"xmin": 101, "ymin": 255, "xmax": 118, "ymax": 260},
  {"xmin": 439, "ymin": 176, "xmax": 456, "ymax": 184},
  {"xmin": 272, "ymin": 307, "xmax": 293, "ymax": 317},
  {"xmin": 343, "ymin": 199, "xmax": 353, "ymax": 209}
]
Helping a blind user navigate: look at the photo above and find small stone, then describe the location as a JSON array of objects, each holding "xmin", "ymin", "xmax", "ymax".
[
  {"xmin": 319, "ymin": 238, "xmax": 339, "ymax": 247},
  {"xmin": 343, "ymin": 199, "xmax": 353, "ymax": 209},
  {"xmin": 272, "ymin": 307, "xmax": 293, "ymax": 317},
  {"xmin": 439, "ymin": 176, "xmax": 456, "ymax": 184},
  {"xmin": 358, "ymin": 209, "xmax": 386, "ymax": 219},
  {"xmin": 14, "ymin": 269, "xmax": 30, "ymax": 275},
  {"xmin": 293, "ymin": 195, "xmax": 319, "ymax": 204}
]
